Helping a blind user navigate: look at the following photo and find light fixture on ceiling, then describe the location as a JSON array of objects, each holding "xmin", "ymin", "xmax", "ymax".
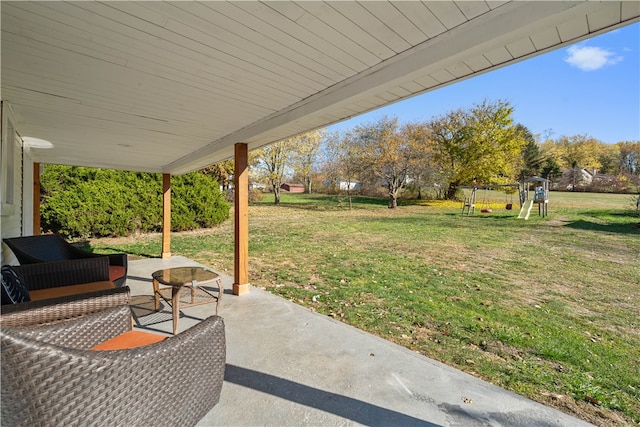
[{"xmin": 23, "ymin": 137, "xmax": 54, "ymax": 149}]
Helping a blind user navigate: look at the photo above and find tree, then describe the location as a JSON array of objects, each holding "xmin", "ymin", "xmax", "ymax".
[
  {"xmin": 289, "ymin": 130, "xmax": 324, "ymax": 193},
  {"xmin": 397, "ymin": 122, "xmax": 435, "ymax": 200},
  {"xmin": 616, "ymin": 141, "xmax": 640, "ymax": 191},
  {"xmin": 517, "ymin": 124, "xmax": 545, "ymax": 180},
  {"xmin": 555, "ymin": 134, "xmax": 602, "ymax": 171},
  {"xmin": 403, "ymin": 128, "xmax": 441, "ymax": 200},
  {"xmin": 616, "ymin": 141, "xmax": 640, "ymax": 176},
  {"xmin": 251, "ymin": 138, "xmax": 295, "ymax": 205},
  {"xmin": 596, "ymin": 143, "xmax": 620, "ymax": 176},
  {"xmin": 323, "ymin": 130, "xmax": 365, "ymax": 209},
  {"xmin": 201, "ymin": 160, "xmax": 234, "ymax": 190},
  {"xmin": 541, "ymin": 134, "xmax": 605, "ymax": 191},
  {"xmin": 540, "ymin": 157, "xmax": 562, "ymax": 181},
  {"xmin": 428, "ymin": 99, "xmax": 525, "ymax": 199},
  {"xmin": 350, "ymin": 117, "xmax": 428, "ymax": 208}
]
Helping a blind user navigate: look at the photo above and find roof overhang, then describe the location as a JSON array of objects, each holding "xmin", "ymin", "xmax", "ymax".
[{"xmin": 2, "ymin": 1, "xmax": 638, "ymax": 174}]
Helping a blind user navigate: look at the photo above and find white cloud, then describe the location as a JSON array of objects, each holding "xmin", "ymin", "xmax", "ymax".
[{"xmin": 564, "ymin": 45, "xmax": 623, "ymax": 71}]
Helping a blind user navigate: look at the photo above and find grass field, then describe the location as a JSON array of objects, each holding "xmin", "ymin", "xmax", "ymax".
[{"xmin": 90, "ymin": 191, "xmax": 640, "ymax": 426}]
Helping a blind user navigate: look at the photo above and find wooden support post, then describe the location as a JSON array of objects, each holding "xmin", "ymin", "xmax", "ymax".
[
  {"xmin": 233, "ymin": 143, "xmax": 250, "ymax": 295},
  {"xmin": 33, "ymin": 163, "xmax": 41, "ymax": 235},
  {"xmin": 161, "ymin": 173, "xmax": 171, "ymax": 259}
]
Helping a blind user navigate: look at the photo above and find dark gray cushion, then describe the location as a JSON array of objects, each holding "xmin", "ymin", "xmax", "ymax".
[{"xmin": 1, "ymin": 266, "xmax": 30, "ymax": 305}]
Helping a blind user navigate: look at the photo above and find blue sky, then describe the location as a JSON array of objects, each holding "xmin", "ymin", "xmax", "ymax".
[{"xmin": 327, "ymin": 22, "xmax": 640, "ymax": 144}]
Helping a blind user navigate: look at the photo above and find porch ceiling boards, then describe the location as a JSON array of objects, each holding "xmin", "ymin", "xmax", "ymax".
[{"xmin": 2, "ymin": 1, "xmax": 638, "ymax": 174}]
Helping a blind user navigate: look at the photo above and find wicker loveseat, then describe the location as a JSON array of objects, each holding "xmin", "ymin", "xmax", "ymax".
[
  {"xmin": 2, "ymin": 256, "xmax": 120, "ymax": 300},
  {"xmin": 3, "ymin": 234, "xmax": 128, "ymax": 286},
  {"xmin": 1, "ymin": 305, "xmax": 226, "ymax": 427},
  {"xmin": 1, "ymin": 257, "xmax": 130, "ymax": 326}
]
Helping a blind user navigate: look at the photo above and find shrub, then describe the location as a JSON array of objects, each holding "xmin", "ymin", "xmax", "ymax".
[
  {"xmin": 41, "ymin": 166, "xmax": 229, "ymax": 238},
  {"xmin": 171, "ymin": 173, "xmax": 230, "ymax": 230},
  {"xmin": 225, "ymin": 188, "xmax": 264, "ymax": 204}
]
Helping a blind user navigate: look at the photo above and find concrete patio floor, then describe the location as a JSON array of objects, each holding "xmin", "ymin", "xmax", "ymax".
[{"xmin": 127, "ymin": 257, "xmax": 592, "ymax": 427}]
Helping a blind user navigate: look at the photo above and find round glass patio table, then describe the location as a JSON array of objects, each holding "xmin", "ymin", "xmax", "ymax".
[{"xmin": 151, "ymin": 266, "xmax": 223, "ymax": 335}]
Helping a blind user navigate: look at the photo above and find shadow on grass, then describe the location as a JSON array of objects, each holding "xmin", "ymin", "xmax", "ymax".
[
  {"xmin": 581, "ymin": 209, "xmax": 640, "ymax": 219},
  {"xmin": 564, "ymin": 219, "xmax": 640, "ymax": 234},
  {"xmin": 76, "ymin": 242, "xmax": 160, "ymax": 259},
  {"xmin": 457, "ymin": 213, "xmax": 521, "ymax": 220}
]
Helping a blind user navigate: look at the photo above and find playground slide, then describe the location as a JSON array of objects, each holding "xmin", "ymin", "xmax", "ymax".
[{"xmin": 518, "ymin": 199, "xmax": 534, "ymax": 220}]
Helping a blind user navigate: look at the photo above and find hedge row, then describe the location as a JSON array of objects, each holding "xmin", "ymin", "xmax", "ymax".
[{"xmin": 40, "ymin": 166, "xmax": 230, "ymax": 238}]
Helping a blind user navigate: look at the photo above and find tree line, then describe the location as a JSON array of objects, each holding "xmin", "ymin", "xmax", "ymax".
[
  {"xmin": 208, "ymin": 99, "xmax": 639, "ymax": 208},
  {"xmin": 39, "ymin": 99, "xmax": 638, "ymax": 236}
]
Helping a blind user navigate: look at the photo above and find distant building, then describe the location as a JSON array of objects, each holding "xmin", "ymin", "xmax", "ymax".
[
  {"xmin": 249, "ymin": 182, "xmax": 267, "ymax": 191},
  {"xmin": 558, "ymin": 168, "xmax": 617, "ymax": 191},
  {"xmin": 338, "ymin": 181, "xmax": 361, "ymax": 191},
  {"xmin": 281, "ymin": 183, "xmax": 305, "ymax": 193}
]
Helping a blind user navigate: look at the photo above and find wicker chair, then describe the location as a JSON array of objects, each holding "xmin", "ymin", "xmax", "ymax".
[
  {"xmin": 1, "ymin": 305, "xmax": 226, "ymax": 427},
  {"xmin": 3, "ymin": 234, "xmax": 128, "ymax": 286}
]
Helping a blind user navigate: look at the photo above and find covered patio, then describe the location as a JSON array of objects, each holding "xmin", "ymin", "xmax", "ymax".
[
  {"xmin": 2, "ymin": 2, "xmax": 638, "ymax": 425},
  {"xmin": 126, "ymin": 256, "xmax": 590, "ymax": 426}
]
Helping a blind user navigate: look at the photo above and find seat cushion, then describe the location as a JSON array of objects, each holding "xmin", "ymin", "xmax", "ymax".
[
  {"xmin": 28, "ymin": 281, "xmax": 116, "ymax": 301},
  {"xmin": 109, "ymin": 265, "xmax": 126, "ymax": 283},
  {"xmin": 91, "ymin": 330, "xmax": 167, "ymax": 350},
  {"xmin": 1, "ymin": 266, "xmax": 31, "ymax": 305}
]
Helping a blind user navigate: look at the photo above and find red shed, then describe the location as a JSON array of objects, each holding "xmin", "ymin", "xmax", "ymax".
[{"xmin": 281, "ymin": 183, "xmax": 305, "ymax": 193}]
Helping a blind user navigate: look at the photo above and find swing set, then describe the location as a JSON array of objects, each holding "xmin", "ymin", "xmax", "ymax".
[{"xmin": 460, "ymin": 184, "xmax": 522, "ymax": 216}]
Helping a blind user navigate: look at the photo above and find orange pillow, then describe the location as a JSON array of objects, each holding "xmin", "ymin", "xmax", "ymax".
[
  {"xmin": 91, "ymin": 330, "xmax": 167, "ymax": 350},
  {"xmin": 109, "ymin": 265, "xmax": 126, "ymax": 282}
]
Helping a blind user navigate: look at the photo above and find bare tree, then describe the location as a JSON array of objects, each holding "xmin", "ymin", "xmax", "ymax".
[
  {"xmin": 289, "ymin": 130, "xmax": 324, "ymax": 193},
  {"xmin": 350, "ymin": 117, "xmax": 429, "ymax": 208},
  {"xmin": 326, "ymin": 130, "xmax": 365, "ymax": 209},
  {"xmin": 252, "ymin": 139, "xmax": 294, "ymax": 205}
]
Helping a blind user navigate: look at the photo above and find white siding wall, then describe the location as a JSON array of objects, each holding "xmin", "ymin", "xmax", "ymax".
[
  {"xmin": 1, "ymin": 101, "xmax": 32, "ymax": 266},
  {"xmin": 22, "ymin": 150, "xmax": 35, "ymax": 237}
]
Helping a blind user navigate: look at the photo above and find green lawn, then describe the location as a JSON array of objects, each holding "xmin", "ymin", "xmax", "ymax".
[{"xmin": 90, "ymin": 191, "xmax": 640, "ymax": 426}]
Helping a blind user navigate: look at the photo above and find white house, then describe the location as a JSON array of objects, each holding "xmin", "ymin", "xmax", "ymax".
[{"xmin": 339, "ymin": 181, "xmax": 362, "ymax": 191}]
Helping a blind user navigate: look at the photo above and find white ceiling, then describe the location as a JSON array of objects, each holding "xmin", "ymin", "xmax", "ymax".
[{"xmin": 2, "ymin": 1, "xmax": 639, "ymax": 174}]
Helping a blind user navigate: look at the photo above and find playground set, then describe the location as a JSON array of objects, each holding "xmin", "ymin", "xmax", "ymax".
[{"xmin": 460, "ymin": 176, "xmax": 550, "ymax": 220}]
